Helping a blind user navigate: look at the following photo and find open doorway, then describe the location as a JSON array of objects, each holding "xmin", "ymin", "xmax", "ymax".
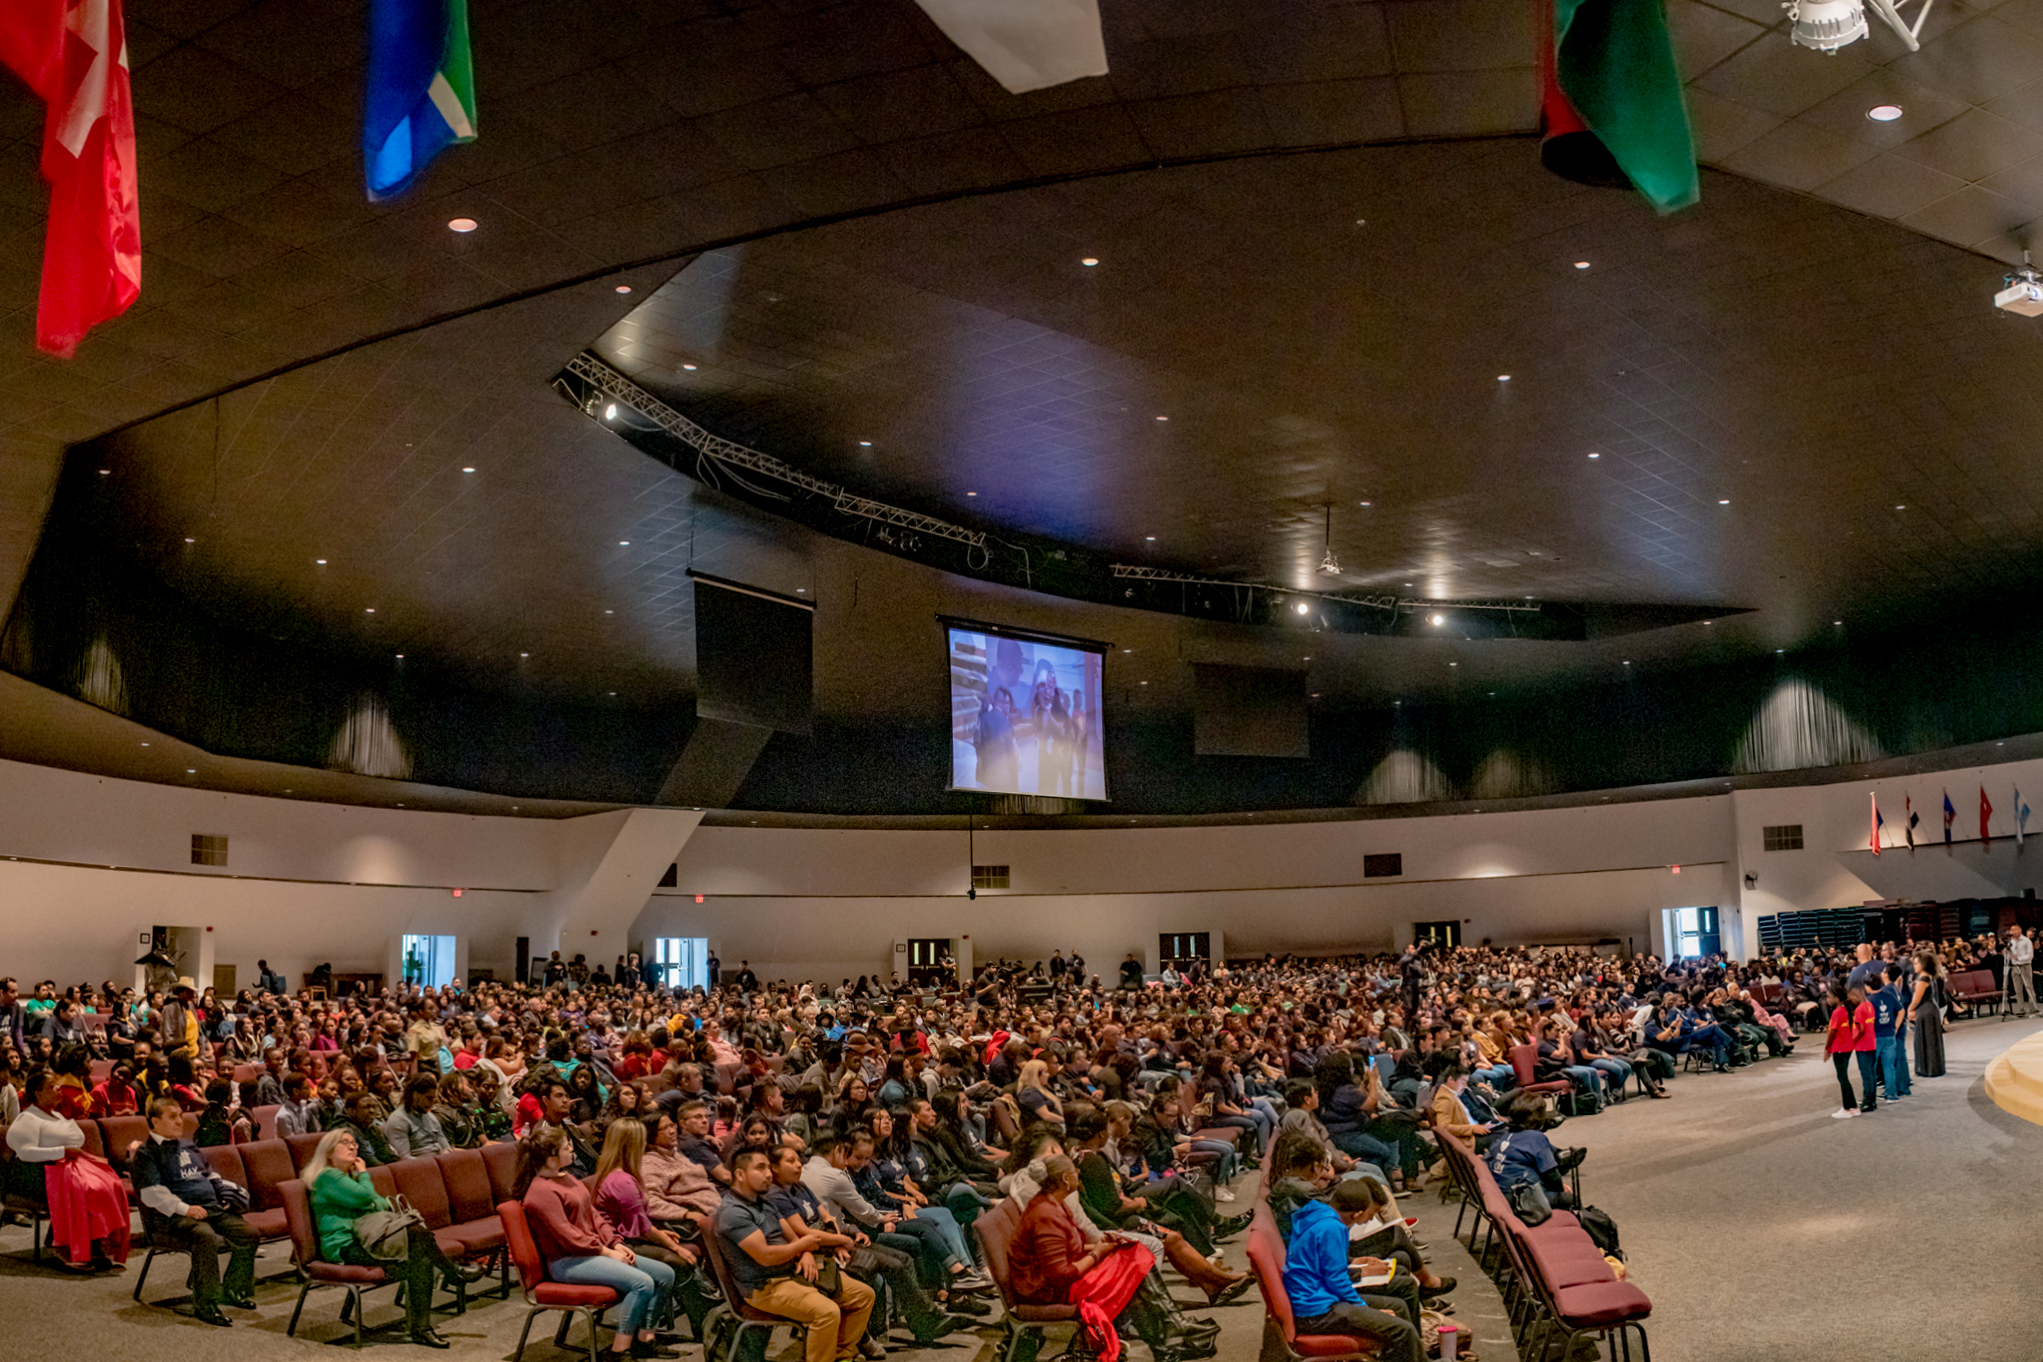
[
  {"xmin": 1664, "ymin": 907, "xmax": 1721, "ymax": 962},
  {"xmin": 401, "ymin": 934, "xmax": 457, "ymax": 988}
]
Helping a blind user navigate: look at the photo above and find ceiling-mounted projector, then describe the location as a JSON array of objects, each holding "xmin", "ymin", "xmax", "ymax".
[
  {"xmin": 1997, "ymin": 261, "xmax": 2043, "ymax": 317},
  {"xmin": 1783, "ymin": 0, "xmax": 1931, "ymax": 52}
]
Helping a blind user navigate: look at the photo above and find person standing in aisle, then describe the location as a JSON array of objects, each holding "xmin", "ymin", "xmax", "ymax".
[
  {"xmin": 2006, "ymin": 925, "xmax": 2035, "ymax": 1018},
  {"xmin": 1826, "ymin": 983, "xmax": 1866, "ymax": 1119},
  {"xmin": 1908, "ymin": 952, "xmax": 1947, "ymax": 1078},
  {"xmin": 1868, "ymin": 969, "xmax": 1910, "ymax": 1103}
]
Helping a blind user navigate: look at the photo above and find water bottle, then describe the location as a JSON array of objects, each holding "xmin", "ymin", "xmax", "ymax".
[{"xmin": 1437, "ymin": 1322, "xmax": 1460, "ymax": 1360}]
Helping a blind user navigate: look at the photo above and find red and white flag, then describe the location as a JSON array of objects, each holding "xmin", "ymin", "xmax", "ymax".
[{"xmin": 0, "ymin": 0, "xmax": 140, "ymax": 357}]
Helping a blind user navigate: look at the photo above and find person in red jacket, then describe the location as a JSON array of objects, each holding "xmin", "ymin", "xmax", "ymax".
[
  {"xmin": 1825, "ymin": 983, "xmax": 1878, "ymax": 1119},
  {"xmin": 1008, "ymin": 1155, "xmax": 1182, "ymax": 1362}
]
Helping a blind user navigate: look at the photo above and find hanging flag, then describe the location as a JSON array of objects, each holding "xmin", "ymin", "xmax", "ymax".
[
  {"xmin": 913, "ymin": 0, "xmax": 1107, "ymax": 94},
  {"xmin": 2018, "ymin": 787, "xmax": 2030, "ymax": 846},
  {"xmin": 0, "ymin": 0, "xmax": 141, "ymax": 356},
  {"xmin": 1869, "ymin": 792, "xmax": 1883, "ymax": 857},
  {"xmin": 1905, "ymin": 795, "xmax": 1918, "ymax": 849},
  {"xmin": 1944, "ymin": 789, "xmax": 1955, "ymax": 845},
  {"xmin": 1548, "ymin": 0, "xmax": 1698, "ymax": 212},
  {"xmin": 364, "ymin": 0, "xmax": 475, "ymax": 200},
  {"xmin": 1981, "ymin": 785, "xmax": 1995, "ymax": 843}
]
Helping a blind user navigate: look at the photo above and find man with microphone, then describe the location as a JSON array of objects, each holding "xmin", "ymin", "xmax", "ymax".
[{"xmin": 2007, "ymin": 925, "xmax": 2035, "ymax": 1019}]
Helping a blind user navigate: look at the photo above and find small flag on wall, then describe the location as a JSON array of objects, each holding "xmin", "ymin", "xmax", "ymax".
[
  {"xmin": 1982, "ymin": 785, "xmax": 1995, "ymax": 843},
  {"xmin": 364, "ymin": 0, "xmax": 475, "ymax": 200},
  {"xmin": 1944, "ymin": 789, "xmax": 1956, "ymax": 845},
  {"xmin": 1906, "ymin": 794, "xmax": 1919, "ymax": 849},
  {"xmin": 1870, "ymin": 792, "xmax": 1883, "ymax": 857},
  {"xmin": 2017, "ymin": 788, "xmax": 2030, "ymax": 846}
]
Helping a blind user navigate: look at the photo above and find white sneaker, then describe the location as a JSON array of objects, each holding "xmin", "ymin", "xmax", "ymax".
[
  {"xmin": 1215, "ymin": 1187, "xmax": 1237, "ymax": 1202},
  {"xmin": 1831, "ymin": 1108, "xmax": 1855, "ymax": 1119}
]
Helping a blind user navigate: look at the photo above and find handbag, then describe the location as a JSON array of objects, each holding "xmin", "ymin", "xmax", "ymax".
[
  {"xmin": 813, "ymin": 1253, "xmax": 843, "ymax": 1295},
  {"xmin": 354, "ymin": 1196, "xmax": 424, "ymax": 1260}
]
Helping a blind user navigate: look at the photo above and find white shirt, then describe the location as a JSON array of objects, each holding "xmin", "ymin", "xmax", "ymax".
[
  {"xmin": 2010, "ymin": 936, "xmax": 2035, "ymax": 967},
  {"xmin": 5, "ymin": 1105, "xmax": 82, "ymax": 1162}
]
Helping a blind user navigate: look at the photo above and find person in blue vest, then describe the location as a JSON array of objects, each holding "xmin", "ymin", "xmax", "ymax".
[
  {"xmin": 1484, "ymin": 1118, "xmax": 1586, "ymax": 1221},
  {"xmin": 1278, "ymin": 1177, "xmax": 1424, "ymax": 1362},
  {"xmin": 130, "ymin": 1097, "xmax": 259, "ymax": 1326}
]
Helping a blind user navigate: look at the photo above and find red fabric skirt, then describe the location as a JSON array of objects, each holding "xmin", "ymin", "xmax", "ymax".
[
  {"xmin": 1067, "ymin": 1242, "xmax": 1155, "ymax": 1362},
  {"xmin": 45, "ymin": 1150, "xmax": 131, "ymax": 1265}
]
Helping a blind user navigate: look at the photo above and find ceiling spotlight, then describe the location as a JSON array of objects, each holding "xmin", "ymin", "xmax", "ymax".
[
  {"xmin": 1587, "ymin": 452, "xmax": 1601, "ymax": 459},
  {"xmin": 1785, "ymin": 0, "xmax": 1930, "ymax": 53},
  {"xmin": 681, "ymin": 363, "xmax": 697, "ymax": 370},
  {"xmin": 1833, "ymin": 619, "xmax": 1843, "ymax": 625},
  {"xmin": 1895, "ymin": 504, "xmax": 1906, "ymax": 510},
  {"xmin": 966, "ymin": 491, "xmax": 977, "ymax": 497},
  {"xmin": 462, "ymin": 466, "xmax": 475, "ymax": 473},
  {"xmin": 520, "ymin": 652, "xmax": 529, "ymax": 658},
  {"xmin": 1155, "ymin": 415, "xmax": 1168, "ymax": 422},
  {"xmin": 1449, "ymin": 662, "xmax": 1458, "ymax": 667},
  {"xmin": 187, "ymin": 768, "xmax": 196, "ymax": 774},
  {"xmin": 1718, "ymin": 498, "xmax": 1731, "ymax": 505},
  {"xmin": 316, "ymin": 558, "xmax": 327, "ymax": 564},
  {"xmin": 1429, "ymin": 613, "xmax": 1445, "ymax": 626},
  {"xmin": 1293, "ymin": 600, "xmax": 1311, "ymax": 615},
  {"xmin": 97, "ymin": 467, "xmax": 110, "ymax": 475},
  {"xmin": 859, "ymin": 440, "xmax": 872, "ymax": 447},
  {"xmin": 615, "ymin": 284, "xmax": 632, "ymax": 293},
  {"xmin": 447, "ymin": 217, "xmax": 477, "ymax": 232},
  {"xmin": 1081, "ymin": 257, "xmax": 1099, "ymax": 267},
  {"xmin": 1867, "ymin": 103, "xmax": 1904, "ymax": 121},
  {"xmin": 618, "ymin": 540, "xmax": 630, "ymax": 546},
  {"xmin": 183, "ymin": 536, "xmax": 195, "ymax": 543},
  {"xmin": 604, "ymin": 403, "xmax": 618, "ymax": 420},
  {"xmin": 365, "ymin": 607, "xmax": 375, "ymax": 613},
  {"xmin": 1574, "ymin": 261, "xmax": 1591, "ymax": 269},
  {"xmin": 396, "ymin": 653, "xmax": 404, "ymax": 658},
  {"xmin": 1497, "ymin": 374, "xmax": 1511, "ymax": 381},
  {"xmin": 1358, "ymin": 500, "xmax": 1371, "ymax": 506},
  {"xmin": 139, "ymin": 741, "xmax": 149, "ymax": 747},
  {"xmin": 1145, "ymin": 535, "xmax": 1156, "ymax": 541}
]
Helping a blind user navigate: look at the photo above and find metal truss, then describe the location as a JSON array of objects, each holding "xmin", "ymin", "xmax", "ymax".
[
  {"xmin": 564, "ymin": 353, "xmax": 988, "ymax": 551},
  {"xmin": 1108, "ymin": 564, "xmax": 1540, "ymax": 615}
]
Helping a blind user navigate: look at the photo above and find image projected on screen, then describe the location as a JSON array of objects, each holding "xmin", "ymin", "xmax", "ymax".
[{"xmin": 948, "ymin": 626, "xmax": 1106, "ymax": 800}]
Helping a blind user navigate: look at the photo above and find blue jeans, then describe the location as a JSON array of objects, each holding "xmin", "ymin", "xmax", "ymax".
[
  {"xmin": 906, "ymin": 1204, "xmax": 970, "ymax": 1270},
  {"xmin": 1853, "ymin": 1050, "xmax": 1878, "ymax": 1111},
  {"xmin": 1877, "ymin": 1034, "xmax": 1910, "ymax": 1097},
  {"xmin": 1560, "ymin": 1065, "xmax": 1603, "ymax": 1099},
  {"xmin": 1589, "ymin": 1058, "xmax": 1631, "ymax": 1093},
  {"xmin": 549, "ymin": 1252, "xmax": 676, "ymax": 1336}
]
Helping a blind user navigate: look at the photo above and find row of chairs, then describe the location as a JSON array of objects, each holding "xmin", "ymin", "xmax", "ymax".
[{"xmin": 1434, "ymin": 1132, "xmax": 1652, "ymax": 1361}]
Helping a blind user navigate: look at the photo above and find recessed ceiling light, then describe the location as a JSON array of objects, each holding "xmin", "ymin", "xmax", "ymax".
[
  {"xmin": 1155, "ymin": 415, "xmax": 1168, "ymax": 422},
  {"xmin": 1623, "ymin": 660, "xmax": 1631, "ymax": 666},
  {"xmin": 447, "ymin": 217, "xmax": 477, "ymax": 232},
  {"xmin": 1718, "ymin": 498, "xmax": 1730, "ymax": 505},
  {"xmin": 1122, "ymin": 648, "xmax": 1131, "ymax": 653},
  {"xmin": 462, "ymin": 466, "xmax": 475, "ymax": 473},
  {"xmin": 604, "ymin": 609, "xmax": 613, "ymax": 614},
  {"xmin": 1139, "ymin": 680, "xmax": 1148, "ymax": 685},
  {"xmin": 396, "ymin": 653, "xmax": 404, "ymax": 658},
  {"xmin": 1868, "ymin": 104, "xmax": 1904, "ymax": 121},
  {"xmin": 859, "ymin": 440, "xmax": 872, "ymax": 447},
  {"xmin": 365, "ymin": 607, "xmax": 375, "ymax": 613},
  {"xmin": 609, "ymin": 691, "xmax": 617, "ymax": 696},
  {"xmin": 966, "ymin": 491, "xmax": 977, "ymax": 496},
  {"xmin": 315, "ymin": 558, "xmax": 327, "ymax": 564},
  {"xmin": 187, "ymin": 768, "xmax": 195, "ymax": 774},
  {"xmin": 1587, "ymin": 452, "xmax": 1600, "ymax": 459},
  {"xmin": 681, "ymin": 363, "xmax": 697, "ymax": 370},
  {"xmin": 520, "ymin": 652, "xmax": 529, "ymax": 658},
  {"xmin": 615, "ymin": 284, "xmax": 632, "ymax": 293},
  {"xmin": 1497, "ymin": 374, "xmax": 1511, "ymax": 381},
  {"xmin": 139, "ymin": 742, "xmax": 149, "ymax": 747},
  {"xmin": 183, "ymin": 536, "xmax": 195, "ymax": 543},
  {"xmin": 619, "ymin": 540, "xmax": 630, "ymax": 545},
  {"xmin": 1895, "ymin": 504, "xmax": 1906, "ymax": 510},
  {"xmin": 1833, "ymin": 619, "xmax": 1842, "ymax": 625},
  {"xmin": 1574, "ymin": 261, "xmax": 1591, "ymax": 269},
  {"xmin": 1449, "ymin": 662, "xmax": 1457, "ymax": 667},
  {"xmin": 796, "ymin": 587, "xmax": 806, "ymax": 593},
  {"xmin": 1081, "ymin": 257, "xmax": 1099, "ymax": 267},
  {"xmin": 1145, "ymin": 535, "xmax": 1155, "ymax": 541},
  {"xmin": 97, "ymin": 467, "xmax": 110, "ymax": 474}
]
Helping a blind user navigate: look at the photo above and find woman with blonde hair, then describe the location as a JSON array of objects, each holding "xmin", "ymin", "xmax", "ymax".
[
  {"xmin": 591, "ymin": 1117, "xmax": 709, "ymax": 1335},
  {"xmin": 302, "ymin": 1126, "xmax": 477, "ymax": 1348},
  {"xmin": 1016, "ymin": 1058, "xmax": 1065, "ymax": 1131}
]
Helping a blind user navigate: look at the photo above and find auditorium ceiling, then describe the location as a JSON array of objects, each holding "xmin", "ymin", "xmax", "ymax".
[{"xmin": 7, "ymin": 0, "xmax": 2043, "ymax": 811}]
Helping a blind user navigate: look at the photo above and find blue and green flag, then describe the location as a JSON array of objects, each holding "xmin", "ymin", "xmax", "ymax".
[{"xmin": 364, "ymin": 0, "xmax": 475, "ymax": 200}]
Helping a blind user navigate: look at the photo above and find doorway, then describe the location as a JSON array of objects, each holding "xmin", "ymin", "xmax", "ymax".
[
  {"xmin": 653, "ymin": 937, "xmax": 710, "ymax": 991},
  {"xmin": 1666, "ymin": 907, "xmax": 1721, "ymax": 961},
  {"xmin": 401, "ymin": 934, "xmax": 456, "ymax": 988}
]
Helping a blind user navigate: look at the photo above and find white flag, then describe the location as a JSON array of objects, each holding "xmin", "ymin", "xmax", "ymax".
[{"xmin": 914, "ymin": 0, "xmax": 1108, "ymax": 94}]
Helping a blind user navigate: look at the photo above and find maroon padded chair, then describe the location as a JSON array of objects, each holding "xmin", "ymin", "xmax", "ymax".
[
  {"xmin": 1242, "ymin": 1208, "xmax": 1381, "ymax": 1361},
  {"xmin": 501, "ymin": 1199, "xmax": 619, "ymax": 1362},
  {"xmin": 482, "ymin": 1139, "xmax": 520, "ymax": 1203},
  {"xmin": 237, "ymin": 1138, "xmax": 299, "ymax": 1240},
  {"xmin": 1508, "ymin": 1044, "xmax": 1579, "ymax": 1111},
  {"xmin": 973, "ymin": 1197, "xmax": 1080, "ymax": 1362},
  {"xmin": 281, "ymin": 1175, "xmax": 402, "ymax": 1346},
  {"xmin": 133, "ymin": 1148, "xmax": 262, "ymax": 1305},
  {"xmin": 436, "ymin": 1148, "xmax": 511, "ymax": 1296},
  {"xmin": 250, "ymin": 1104, "xmax": 281, "ymax": 1141},
  {"xmin": 391, "ymin": 1156, "xmax": 488, "ymax": 1314},
  {"xmin": 285, "ymin": 1131, "xmax": 325, "ymax": 1171}
]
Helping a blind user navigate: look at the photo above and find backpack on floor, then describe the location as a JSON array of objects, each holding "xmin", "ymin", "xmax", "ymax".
[{"xmin": 1577, "ymin": 1204, "xmax": 1622, "ymax": 1260}]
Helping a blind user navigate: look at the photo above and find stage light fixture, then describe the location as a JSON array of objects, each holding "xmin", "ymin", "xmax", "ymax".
[
  {"xmin": 1867, "ymin": 104, "xmax": 1903, "ymax": 121},
  {"xmin": 1293, "ymin": 600, "xmax": 1310, "ymax": 615},
  {"xmin": 604, "ymin": 403, "xmax": 618, "ymax": 420},
  {"xmin": 1784, "ymin": 0, "xmax": 1931, "ymax": 52},
  {"xmin": 1429, "ymin": 613, "xmax": 1445, "ymax": 625},
  {"xmin": 447, "ymin": 217, "xmax": 477, "ymax": 232}
]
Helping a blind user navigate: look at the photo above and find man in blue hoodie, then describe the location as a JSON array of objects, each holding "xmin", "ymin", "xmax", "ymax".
[{"xmin": 1279, "ymin": 1178, "xmax": 1424, "ymax": 1362}]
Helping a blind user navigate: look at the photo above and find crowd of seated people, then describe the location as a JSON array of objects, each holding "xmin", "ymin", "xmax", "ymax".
[{"xmin": 0, "ymin": 932, "xmax": 2004, "ymax": 1353}]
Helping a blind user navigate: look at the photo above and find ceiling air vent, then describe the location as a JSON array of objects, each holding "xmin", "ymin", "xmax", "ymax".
[
  {"xmin": 191, "ymin": 834, "xmax": 228, "ymax": 867},
  {"xmin": 971, "ymin": 864, "xmax": 1010, "ymax": 889},
  {"xmin": 1364, "ymin": 853, "xmax": 1402, "ymax": 878}
]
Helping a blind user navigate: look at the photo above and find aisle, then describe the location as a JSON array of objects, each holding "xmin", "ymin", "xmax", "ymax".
[{"xmin": 1570, "ymin": 1017, "xmax": 2043, "ymax": 1362}]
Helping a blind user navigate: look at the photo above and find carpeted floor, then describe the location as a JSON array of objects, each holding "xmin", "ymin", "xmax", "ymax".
[{"xmin": 23, "ymin": 1018, "xmax": 2035, "ymax": 1362}]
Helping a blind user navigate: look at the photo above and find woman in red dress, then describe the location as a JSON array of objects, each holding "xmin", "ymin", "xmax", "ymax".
[{"xmin": 4, "ymin": 1069, "xmax": 130, "ymax": 1270}]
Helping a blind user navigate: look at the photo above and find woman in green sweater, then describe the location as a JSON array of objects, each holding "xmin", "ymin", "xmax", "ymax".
[{"xmin": 301, "ymin": 1128, "xmax": 479, "ymax": 1348}]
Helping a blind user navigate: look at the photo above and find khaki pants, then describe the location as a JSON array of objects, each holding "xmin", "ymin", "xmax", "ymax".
[
  {"xmin": 745, "ymin": 1274, "xmax": 876, "ymax": 1362},
  {"xmin": 2011, "ymin": 964, "xmax": 2035, "ymax": 1016}
]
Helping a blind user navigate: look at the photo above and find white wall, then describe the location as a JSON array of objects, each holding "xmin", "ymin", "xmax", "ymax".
[{"xmin": 9, "ymin": 748, "xmax": 2043, "ymax": 991}]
